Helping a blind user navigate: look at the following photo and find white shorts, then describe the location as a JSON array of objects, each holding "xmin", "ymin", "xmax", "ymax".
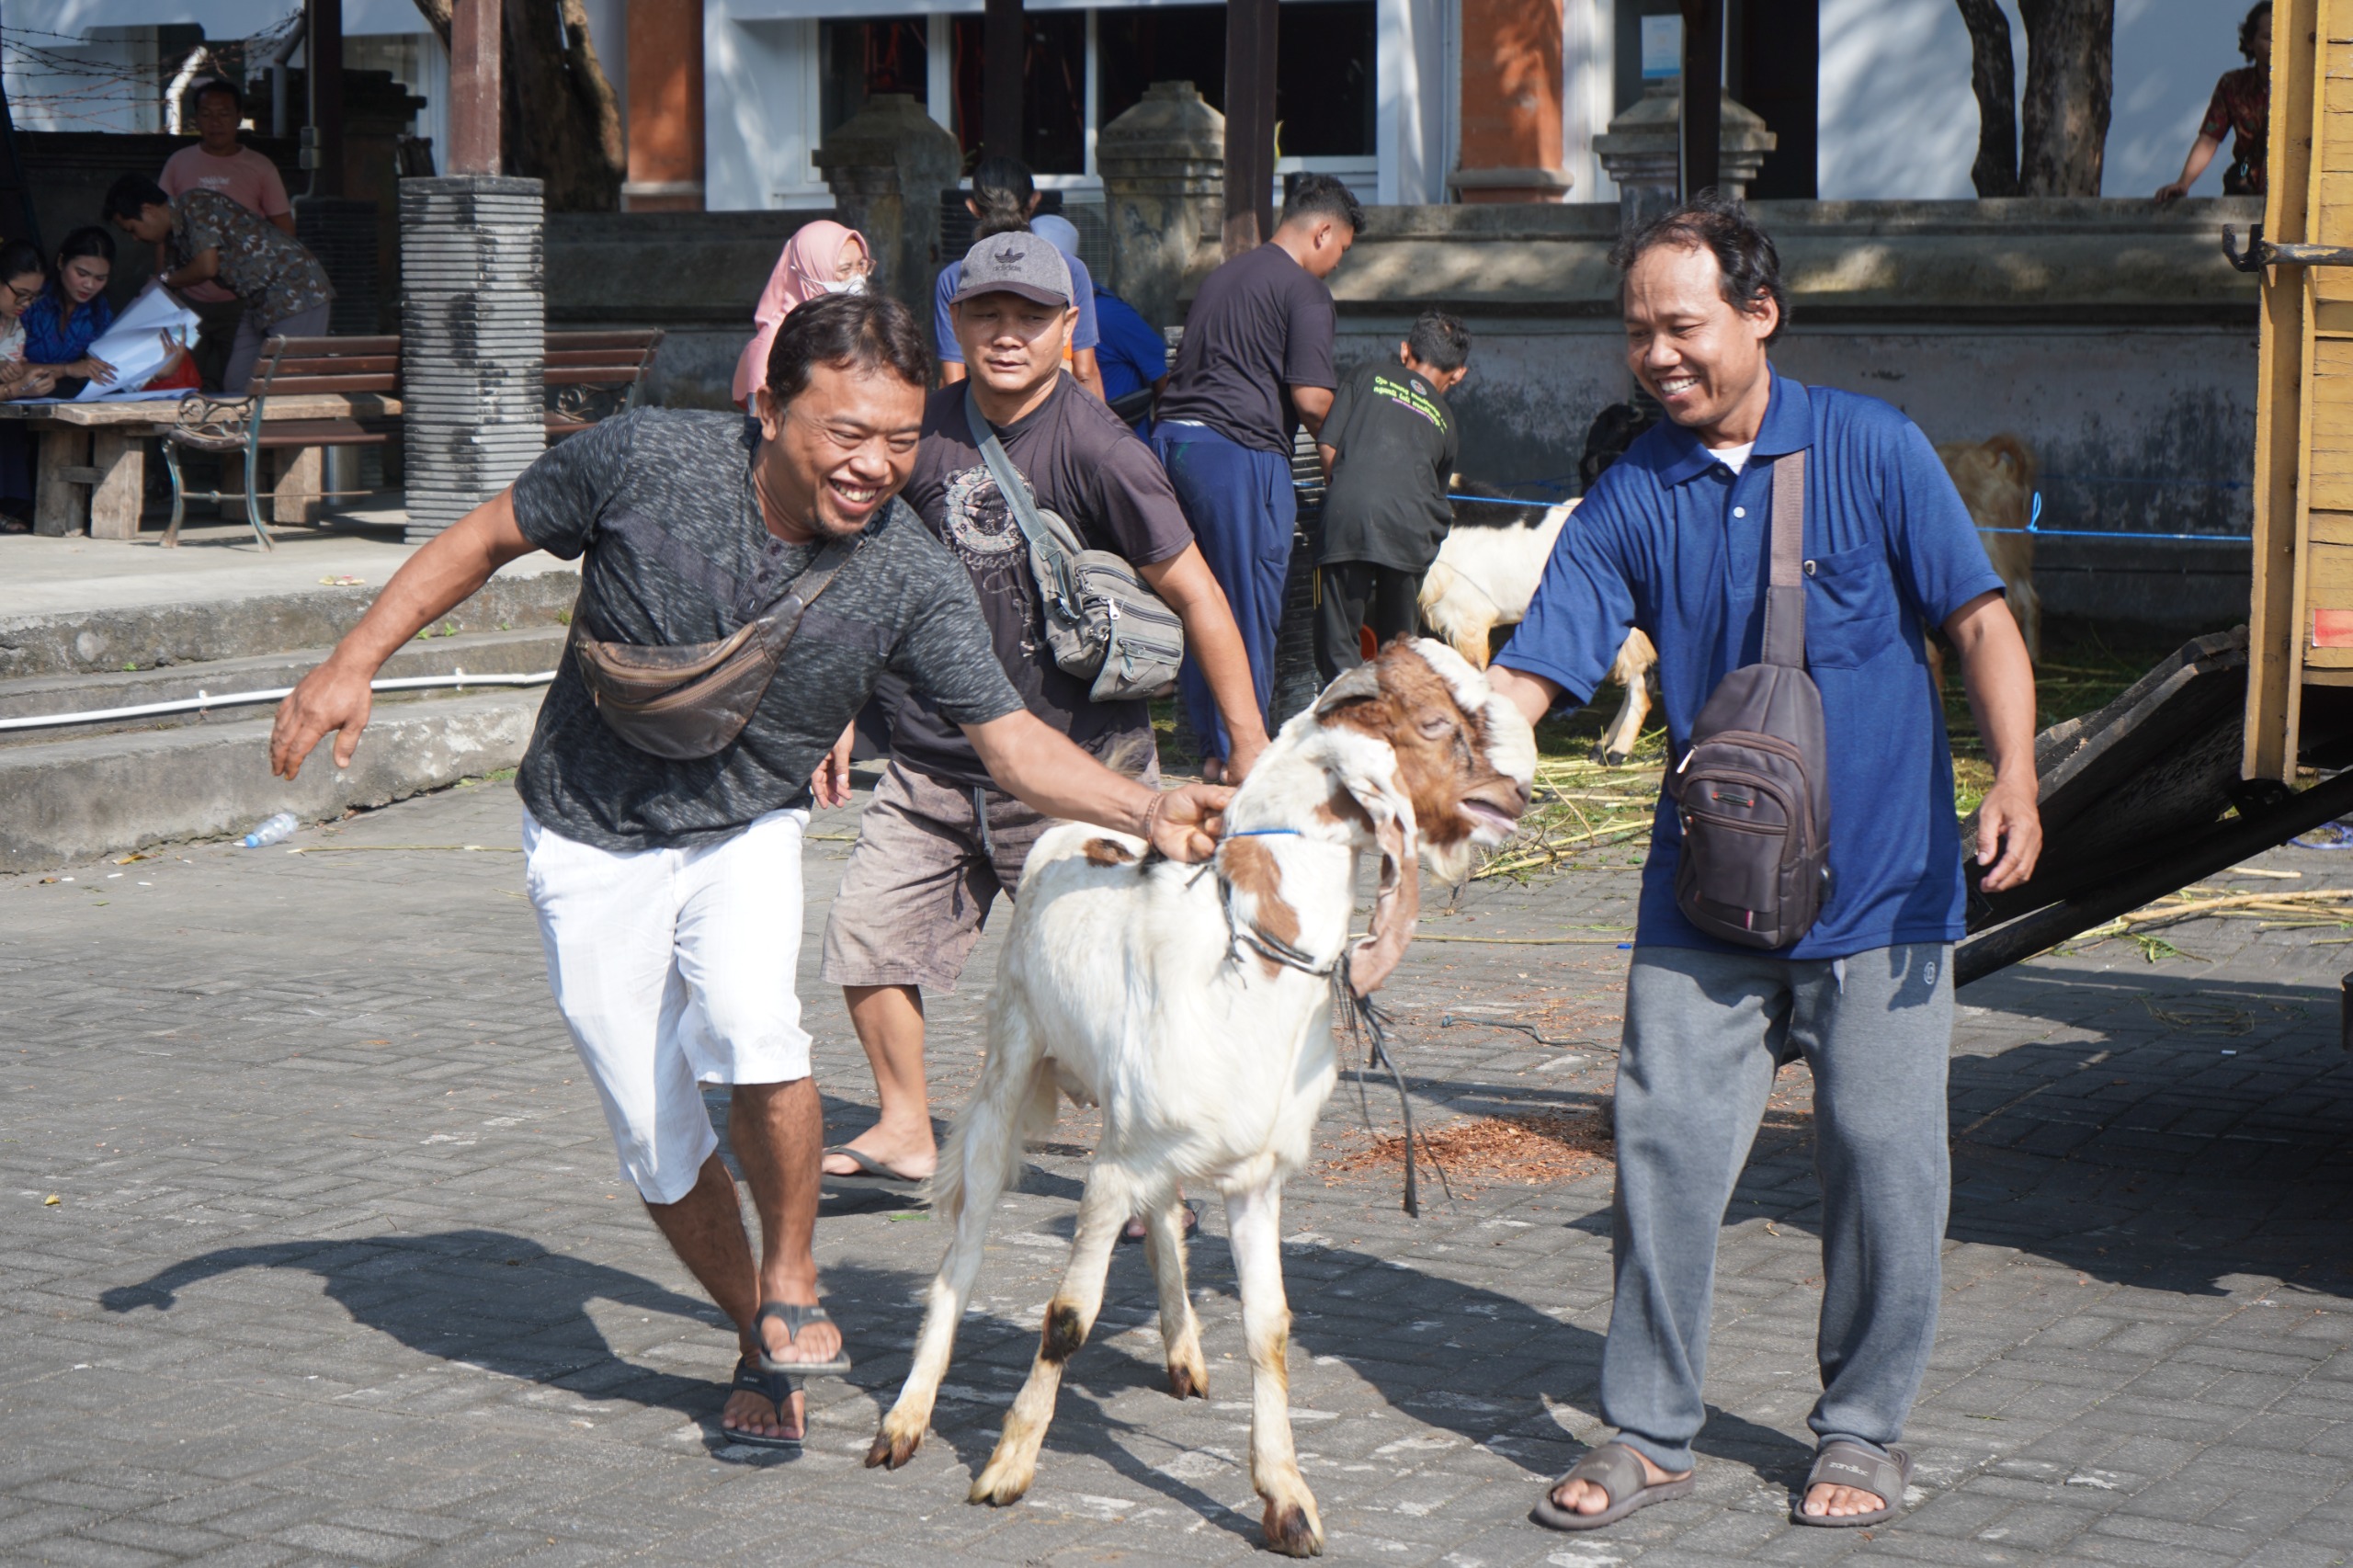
[{"xmin": 522, "ymin": 806, "xmax": 813, "ymax": 1204}]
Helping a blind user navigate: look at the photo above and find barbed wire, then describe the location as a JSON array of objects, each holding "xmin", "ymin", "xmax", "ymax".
[{"xmin": 3, "ymin": 14, "xmax": 300, "ymax": 130}]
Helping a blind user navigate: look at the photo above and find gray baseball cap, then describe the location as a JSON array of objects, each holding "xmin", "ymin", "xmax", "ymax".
[{"xmin": 951, "ymin": 230, "xmax": 1073, "ymax": 308}]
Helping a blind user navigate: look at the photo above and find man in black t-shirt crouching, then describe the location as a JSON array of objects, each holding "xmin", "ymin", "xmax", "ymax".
[
  {"xmin": 267, "ymin": 295, "xmax": 1228, "ymax": 1451},
  {"xmin": 1313, "ymin": 310, "xmax": 1471, "ymax": 681},
  {"xmin": 816, "ymin": 233, "xmax": 1268, "ymax": 1208}
]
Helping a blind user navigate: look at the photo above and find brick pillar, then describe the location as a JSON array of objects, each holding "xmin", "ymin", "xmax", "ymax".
[
  {"xmin": 1449, "ymin": 0, "xmax": 1572, "ymax": 204},
  {"xmin": 623, "ymin": 0, "xmax": 704, "ymax": 211}
]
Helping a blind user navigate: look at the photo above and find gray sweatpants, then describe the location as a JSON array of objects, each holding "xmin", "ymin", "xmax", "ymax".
[{"xmin": 1601, "ymin": 942, "xmax": 1952, "ymax": 1473}]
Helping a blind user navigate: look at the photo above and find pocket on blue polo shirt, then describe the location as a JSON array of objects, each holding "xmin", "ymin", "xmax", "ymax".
[{"xmin": 1802, "ymin": 542, "xmax": 1903, "ymax": 668}]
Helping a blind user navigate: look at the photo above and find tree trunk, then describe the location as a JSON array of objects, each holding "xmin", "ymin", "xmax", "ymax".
[
  {"xmin": 410, "ymin": 0, "xmax": 623, "ymax": 209},
  {"xmin": 2017, "ymin": 0, "xmax": 2113, "ymax": 196},
  {"xmin": 1953, "ymin": 0, "xmax": 2019, "ymax": 196},
  {"xmin": 503, "ymin": 0, "xmax": 623, "ymax": 210}
]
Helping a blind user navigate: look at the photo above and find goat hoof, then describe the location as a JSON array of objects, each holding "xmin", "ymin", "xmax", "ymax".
[
  {"xmin": 867, "ymin": 1421, "xmax": 924, "ymax": 1469},
  {"xmin": 1167, "ymin": 1362, "xmax": 1207, "ymax": 1401},
  {"xmin": 968, "ymin": 1465, "xmax": 1035, "ymax": 1507},
  {"xmin": 1262, "ymin": 1498, "xmax": 1324, "ymax": 1557}
]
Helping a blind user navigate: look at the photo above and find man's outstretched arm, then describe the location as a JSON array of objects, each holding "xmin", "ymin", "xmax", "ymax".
[
  {"xmin": 962, "ymin": 710, "xmax": 1230, "ymax": 863},
  {"xmin": 1484, "ymin": 664, "xmax": 1563, "ymax": 732},
  {"xmin": 269, "ymin": 489, "xmax": 540, "ymax": 778}
]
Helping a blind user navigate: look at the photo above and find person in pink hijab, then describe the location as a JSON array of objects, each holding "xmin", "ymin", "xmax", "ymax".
[{"xmin": 731, "ymin": 221, "xmax": 874, "ymax": 408}]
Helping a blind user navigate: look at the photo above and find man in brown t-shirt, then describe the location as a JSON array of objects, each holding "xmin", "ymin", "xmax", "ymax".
[{"xmin": 815, "ymin": 233, "xmax": 1267, "ymax": 1194}]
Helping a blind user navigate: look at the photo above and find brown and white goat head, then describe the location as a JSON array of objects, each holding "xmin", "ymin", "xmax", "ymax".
[{"xmin": 1309, "ymin": 637, "xmax": 1536, "ymax": 993}]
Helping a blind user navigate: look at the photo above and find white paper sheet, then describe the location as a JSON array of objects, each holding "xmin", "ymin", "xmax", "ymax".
[{"xmin": 73, "ymin": 284, "xmax": 201, "ymax": 401}]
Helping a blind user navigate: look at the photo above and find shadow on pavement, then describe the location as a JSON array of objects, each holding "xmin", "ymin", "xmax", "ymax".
[{"xmin": 97, "ymin": 1228, "xmax": 811, "ymax": 1462}]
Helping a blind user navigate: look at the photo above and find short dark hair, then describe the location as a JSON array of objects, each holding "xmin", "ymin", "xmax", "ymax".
[
  {"xmin": 1405, "ymin": 310, "xmax": 1470, "ymax": 373},
  {"xmin": 55, "ymin": 226, "xmax": 115, "ymax": 269},
  {"xmin": 1279, "ymin": 173, "xmax": 1364, "ymax": 236},
  {"xmin": 764, "ymin": 291, "xmax": 933, "ymax": 404},
  {"xmin": 191, "ymin": 76, "xmax": 244, "ymax": 114},
  {"xmin": 0, "ymin": 239, "xmax": 43, "ymax": 289},
  {"xmin": 2240, "ymin": 1, "xmax": 2271, "ymax": 58},
  {"xmin": 103, "ymin": 174, "xmax": 171, "ymax": 223},
  {"xmin": 1609, "ymin": 188, "xmax": 1788, "ymax": 345}
]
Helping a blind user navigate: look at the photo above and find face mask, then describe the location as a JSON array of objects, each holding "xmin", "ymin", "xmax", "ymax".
[{"xmin": 819, "ymin": 275, "xmax": 867, "ymax": 296}]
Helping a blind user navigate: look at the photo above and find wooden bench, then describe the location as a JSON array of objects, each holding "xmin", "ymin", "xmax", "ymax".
[
  {"xmin": 160, "ymin": 335, "xmax": 401, "ymax": 550},
  {"xmin": 544, "ymin": 329, "xmax": 664, "ymax": 440},
  {"xmin": 154, "ymin": 329, "xmax": 660, "ymax": 549}
]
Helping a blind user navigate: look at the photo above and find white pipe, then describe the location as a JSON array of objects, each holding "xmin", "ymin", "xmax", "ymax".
[
  {"xmin": 165, "ymin": 46, "xmax": 208, "ymax": 134},
  {"xmin": 0, "ymin": 670, "xmax": 555, "ymax": 733}
]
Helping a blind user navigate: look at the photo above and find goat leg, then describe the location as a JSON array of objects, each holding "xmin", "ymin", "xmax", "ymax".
[
  {"xmin": 1226, "ymin": 1176, "xmax": 1324, "ymax": 1557},
  {"xmin": 870, "ymin": 1022, "xmax": 1048, "ymax": 1470},
  {"xmin": 969, "ymin": 1168, "xmax": 1134, "ymax": 1506},
  {"xmin": 1595, "ymin": 630, "xmax": 1655, "ymax": 766},
  {"xmin": 1142, "ymin": 1184, "xmax": 1208, "ymax": 1400}
]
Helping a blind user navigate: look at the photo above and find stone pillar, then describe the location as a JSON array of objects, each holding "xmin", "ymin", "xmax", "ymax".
[
  {"xmin": 1097, "ymin": 81, "xmax": 1224, "ymax": 330},
  {"xmin": 624, "ymin": 0, "xmax": 705, "ymax": 210},
  {"xmin": 1592, "ymin": 80, "xmax": 1774, "ymax": 232},
  {"xmin": 399, "ymin": 176, "xmax": 545, "ymax": 543},
  {"xmin": 814, "ymin": 94, "xmax": 961, "ymax": 319},
  {"xmin": 1449, "ymin": 0, "xmax": 1574, "ymax": 205}
]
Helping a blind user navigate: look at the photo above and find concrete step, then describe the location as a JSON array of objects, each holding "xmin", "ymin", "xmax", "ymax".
[
  {"xmin": 0, "ymin": 625, "xmax": 567, "ymax": 744},
  {"xmin": 0, "ymin": 687, "xmax": 546, "ymax": 873},
  {"xmin": 0, "ymin": 565, "xmax": 581, "ymax": 680}
]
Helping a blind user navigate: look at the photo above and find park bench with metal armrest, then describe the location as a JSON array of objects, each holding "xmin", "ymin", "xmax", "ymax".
[
  {"xmin": 543, "ymin": 329, "xmax": 665, "ymax": 440},
  {"xmin": 160, "ymin": 335, "xmax": 400, "ymax": 551}
]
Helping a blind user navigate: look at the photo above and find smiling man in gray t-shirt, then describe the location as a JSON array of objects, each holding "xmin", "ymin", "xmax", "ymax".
[{"xmin": 269, "ymin": 295, "xmax": 1229, "ymax": 1451}]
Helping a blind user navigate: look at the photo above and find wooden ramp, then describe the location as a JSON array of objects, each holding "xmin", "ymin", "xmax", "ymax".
[{"xmin": 1958, "ymin": 629, "xmax": 2353, "ymax": 983}]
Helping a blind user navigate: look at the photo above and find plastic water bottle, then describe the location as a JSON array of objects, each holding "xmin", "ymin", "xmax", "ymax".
[{"xmin": 241, "ymin": 812, "xmax": 299, "ymax": 849}]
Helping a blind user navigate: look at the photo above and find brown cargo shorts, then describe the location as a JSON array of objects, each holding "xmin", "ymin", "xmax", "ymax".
[{"xmin": 819, "ymin": 753, "xmax": 1155, "ymax": 992}]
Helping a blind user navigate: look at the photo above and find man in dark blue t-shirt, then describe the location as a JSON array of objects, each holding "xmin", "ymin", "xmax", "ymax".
[
  {"xmin": 1487, "ymin": 197, "xmax": 2041, "ymax": 1535},
  {"xmin": 1152, "ymin": 173, "xmax": 1358, "ymax": 778}
]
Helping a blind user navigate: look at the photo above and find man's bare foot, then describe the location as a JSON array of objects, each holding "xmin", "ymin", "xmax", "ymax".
[
  {"xmin": 720, "ymin": 1356, "xmax": 805, "ymax": 1443},
  {"xmin": 1201, "ymin": 757, "xmax": 1225, "ymax": 785},
  {"xmin": 819, "ymin": 1131, "xmax": 935, "ymax": 1181},
  {"xmin": 1800, "ymin": 1482, "xmax": 1886, "ymax": 1518},
  {"xmin": 1552, "ymin": 1446, "xmax": 1691, "ymax": 1517},
  {"xmin": 759, "ymin": 1301, "xmax": 844, "ymax": 1368}
]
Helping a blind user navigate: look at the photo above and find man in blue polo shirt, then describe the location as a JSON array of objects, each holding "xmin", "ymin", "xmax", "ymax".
[{"xmin": 1486, "ymin": 195, "xmax": 2040, "ymax": 1534}]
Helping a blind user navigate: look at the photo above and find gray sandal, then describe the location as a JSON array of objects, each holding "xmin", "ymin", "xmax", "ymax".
[
  {"xmin": 1529, "ymin": 1441, "xmax": 1696, "ymax": 1531},
  {"xmin": 755, "ymin": 1301, "xmax": 851, "ymax": 1378},
  {"xmin": 719, "ymin": 1355, "xmax": 804, "ymax": 1449},
  {"xmin": 1791, "ymin": 1440, "xmax": 1911, "ymax": 1528}
]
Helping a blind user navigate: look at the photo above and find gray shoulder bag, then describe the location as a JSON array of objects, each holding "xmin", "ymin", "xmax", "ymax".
[
  {"xmin": 1666, "ymin": 451, "xmax": 1835, "ymax": 948},
  {"xmin": 964, "ymin": 387, "xmax": 1184, "ymax": 701},
  {"xmin": 571, "ymin": 514, "xmax": 858, "ymax": 761}
]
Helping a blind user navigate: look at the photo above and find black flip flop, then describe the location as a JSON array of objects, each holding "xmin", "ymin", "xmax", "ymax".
[
  {"xmin": 1530, "ymin": 1441, "xmax": 1696, "ymax": 1531},
  {"xmin": 821, "ymin": 1144, "xmax": 927, "ymax": 1197},
  {"xmin": 718, "ymin": 1354, "xmax": 803, "ymax": 1449},
  {"xmin": 1120, "ymin": 1199, "xmax": 1201, "ymax": 1244},
  {"xmin": 756, "ymin": 1301, "xmax": 852, "ymax": 1378},
  {"xmin": 1790, "ymin": 1440, "xmax": 1912, "ymax": 1528}
]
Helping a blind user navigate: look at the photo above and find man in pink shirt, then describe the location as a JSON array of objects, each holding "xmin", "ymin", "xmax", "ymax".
[{"xmin": 159, "ymin": 80, "xmax": 294, "ymax": 238}]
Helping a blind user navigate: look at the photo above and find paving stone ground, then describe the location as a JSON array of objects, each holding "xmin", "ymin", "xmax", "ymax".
[{"xmin": 3, "ymin": 776, "xmax": 2350, "ymax": 1567}]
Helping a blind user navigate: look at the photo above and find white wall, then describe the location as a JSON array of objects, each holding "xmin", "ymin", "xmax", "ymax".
[{"xmin": 1819, "ymin": 0, "xmax": 2258, "ymax": 200}]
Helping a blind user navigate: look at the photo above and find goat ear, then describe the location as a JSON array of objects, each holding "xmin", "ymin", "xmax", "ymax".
[
  {"xmin": 1348, "ymin": 809, "xmax": 1421, "ymax": 997},
  {"xmin": 1314, "ymin": 661, "xmax": 1386, "ymax": 717}
]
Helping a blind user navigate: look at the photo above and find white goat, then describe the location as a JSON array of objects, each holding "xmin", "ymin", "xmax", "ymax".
[
  {"xmin": 867, "ymin": 640, "xmax": 1536, "ymax": 1557},
  {"xmin": 1416, "ymin": 499, "xmax": 1662, "ymax": 764}
]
